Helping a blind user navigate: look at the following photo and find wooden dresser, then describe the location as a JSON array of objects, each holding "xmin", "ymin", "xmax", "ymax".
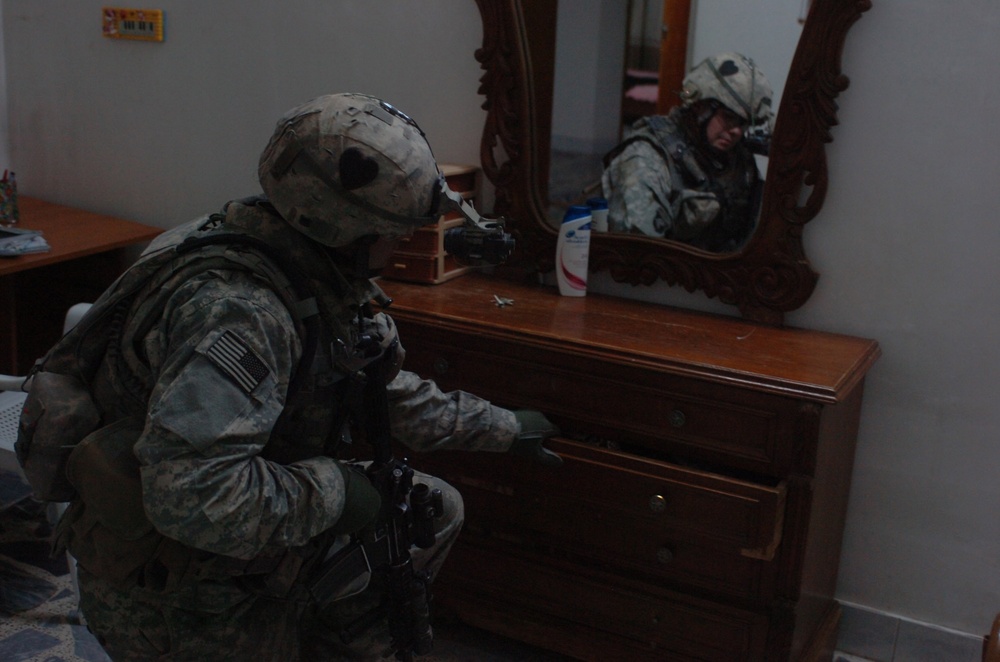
[{"xmin": 380, "ymin": 274, "xmax": 880, "ymax": 662}]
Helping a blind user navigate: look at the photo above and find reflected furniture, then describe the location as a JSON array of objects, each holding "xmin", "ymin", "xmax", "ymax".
[
  {"xmin": 385, "ymin": 274, "xmax": 879, "ymax": 660},
  {"xmin": 0, "ymin": 197, "xmax": 161, "ymax": 374}
]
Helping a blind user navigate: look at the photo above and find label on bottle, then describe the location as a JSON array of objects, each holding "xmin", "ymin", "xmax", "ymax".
[{"xmin": 556, "ymin": 205, "xmax": 591, "ymax": 297}]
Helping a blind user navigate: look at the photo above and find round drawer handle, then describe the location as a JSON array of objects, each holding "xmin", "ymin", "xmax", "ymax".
[
  {"xmin": 433, "ymin": 358, "xmax": 449, "ymax": 376},
  {"xmin": 649, "ymin": 494, "xmax": 667, "ymax": 514},
  {"xmin": 656, "ymin": 546, "xmax": 675, "ymax": 564},
  {"xmin": 669, "ymin": 409, "xmax": 686, "ymax": 428}
]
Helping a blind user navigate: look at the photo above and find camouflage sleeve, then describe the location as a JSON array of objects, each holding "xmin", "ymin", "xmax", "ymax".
[
  {"xmin": 602, "ymin": 139, "xmax": 676, "ymax": 237},
  {"xmin": 385, "ymin": 370, "xmax": 519, "ymax": 453},
  {"xmin": 133, "ymin": 270, "xmax": 348, "ymax": 560}
]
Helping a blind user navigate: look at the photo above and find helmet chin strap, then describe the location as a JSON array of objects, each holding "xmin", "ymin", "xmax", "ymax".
[
  {"xmin": 324, "ymin": 234, "xmax": 379, "ymax": 280},
  {"xmin": 352, "ymin": 235, "xmax": 377, "ymax": 277}
]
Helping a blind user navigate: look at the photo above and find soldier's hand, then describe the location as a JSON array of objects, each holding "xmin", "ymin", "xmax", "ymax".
[
  {"xmin": 510, "ymin": 410, "xmax": 563, "ymax": 468},
  {"xmin": 331, "ymin": 462, "xmax": 382, "ymax": 534}
]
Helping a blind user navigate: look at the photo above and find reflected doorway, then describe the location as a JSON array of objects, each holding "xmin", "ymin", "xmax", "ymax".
[{"xmin": 620, "ymin": 0, "xmax": 691, "ymax": 130}]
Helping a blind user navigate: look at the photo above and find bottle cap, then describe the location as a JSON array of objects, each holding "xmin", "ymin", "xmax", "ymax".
[{"xmin": 563, "ymin": 205, "xmax": 591, "ymax": 223}]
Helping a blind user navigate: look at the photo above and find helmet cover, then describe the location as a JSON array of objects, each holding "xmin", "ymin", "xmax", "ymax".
[
  {"xmin": 680, "ymin": 53, "xmax": 774, "ymax": 129},
  {"xmin": 258, "ymin": 93, "xmax": 444, "ymax": 247}
]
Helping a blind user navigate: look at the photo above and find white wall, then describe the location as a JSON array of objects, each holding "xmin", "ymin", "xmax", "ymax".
[
  {"xmin": 1, "ymin": 0, "xmax": 485, "ymax": 228},
  {"xmin": 0, "ymin": 0, "xmax": 8, "ymax": 168},
  {"xmin": 551, "ymin": 0, "xmax": 628, "ymax": 154},
  {"xmin": 790, "ymin": 0, "xmax": 1000, "ymax": 634},
  {"xmin": 4, "ymin": 0, "xmax": 1000, "ymax": 639}
]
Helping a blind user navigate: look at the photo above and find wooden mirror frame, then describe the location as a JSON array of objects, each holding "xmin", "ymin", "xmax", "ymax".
[{"xmin": 474, "ymin": 0, "xmax": 872, "ymax": 325}]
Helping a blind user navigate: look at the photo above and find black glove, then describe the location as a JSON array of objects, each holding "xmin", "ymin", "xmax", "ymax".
[
  {"xmin": 330, "ymin": 462, "xmax": 382, "ymax": 535},
  {"xmin": 510, "ymin": 410, "xmax": 563, "ymax": 467}
]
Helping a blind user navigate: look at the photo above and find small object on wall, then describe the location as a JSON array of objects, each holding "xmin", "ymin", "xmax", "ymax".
[
  {"xmin": 380, "ymin": 164, "xmax": 481, "ymax": 285},
  {"xmin": 0, "ymin": 171, "xmax": 19, "ymax": 227},
  {"xmin": 102, "ymin": 7, "xmax": 164, "ymax": 42}
]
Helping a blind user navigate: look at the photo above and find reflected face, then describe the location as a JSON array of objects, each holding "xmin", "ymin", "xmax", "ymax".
[{"xmin": 705, "ymin": 108, "xmax": 748, "ymax": 152}]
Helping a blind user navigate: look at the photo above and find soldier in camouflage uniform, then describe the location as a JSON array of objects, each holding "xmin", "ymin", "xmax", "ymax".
[
  {"xmin": 601, "ymin": 53, "xmax": 774, "ymax": 252},
  {"xmin": 28, "ymin": 93, "xmax": 560, "ymax": 660}
]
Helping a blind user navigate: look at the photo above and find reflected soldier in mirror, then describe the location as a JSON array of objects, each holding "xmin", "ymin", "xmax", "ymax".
[{"xmin": 601, "ymin": 53, "xmax": 773, "ymax": 253}]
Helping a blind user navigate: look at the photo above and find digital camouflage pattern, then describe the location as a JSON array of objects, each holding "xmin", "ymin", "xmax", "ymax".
[
  {"xmin": 258, "ymin": 93, "xmax": 445, "ymax": 248},
  {"xmin": 601, "ymin": 107, "xmax": 762, "ymax": 252},
  {"xmin": 57, "ymin": 198, "xmax": 519, "ymax": 660},
  {"xmin": 78, "ymin": 469, "xmax": 466, "ymax": 661}
]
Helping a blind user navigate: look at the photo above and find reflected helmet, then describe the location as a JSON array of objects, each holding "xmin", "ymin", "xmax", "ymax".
[
  {"xmin": 680, "ymin": 53, "xmax": 774, "ymax": 129},
  {"xmin": 258, "ymin": 93, "xmax": 444, "ymax": 248}
]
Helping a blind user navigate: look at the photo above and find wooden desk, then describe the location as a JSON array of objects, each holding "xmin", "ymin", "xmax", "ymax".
[{"xmin": 1, "ymin": 197, "xmax": 161, "ymax": 374}]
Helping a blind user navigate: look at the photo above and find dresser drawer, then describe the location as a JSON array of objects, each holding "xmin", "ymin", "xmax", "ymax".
[
  {"xmin": 397, "ymin": 325, "xmax": 800, "ymax": 474},
  {"xmin": 434, "ymin": 539, "xmax": 771, "ymax": 661},
  {"xmin": 415, "ymin": 437, "xmax": 785, "ymax": 602},
  {"xmin": 381, "ymin": 251, "xmax": 469, "ymax": 284}
]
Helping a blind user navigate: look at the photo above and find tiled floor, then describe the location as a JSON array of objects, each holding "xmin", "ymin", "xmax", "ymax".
[
  {"xmin": 836, "ymin": 602, "xmax": 985, "ymax": 662},
  {"xmin": 1, "ymin": 459, "xmax": 989, "ymax": 662}
]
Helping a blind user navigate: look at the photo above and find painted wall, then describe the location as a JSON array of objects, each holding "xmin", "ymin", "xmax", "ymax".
[
  {"xmin": 3, "ymin": 0, "xmax": 1000, "ymax": 638},
  {"xmin": 791, "ymin": 0, "xmax": 1000, "ymax": 634},
  {"xmin": 551, "ymin": 0, "xmax": 628, "ymax": 154},
  {"xmin": 1, "ymin": 0, "xmax": 485, "ymax": 228},
  {"xmin": 0, "ymin": 1, "xmax": 7, "ymax": 168}
]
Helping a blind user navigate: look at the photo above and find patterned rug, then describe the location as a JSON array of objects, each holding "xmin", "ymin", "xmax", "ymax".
[{"xmin": 0, "ymin": 467, "xmax": 109, "ymax": 662}]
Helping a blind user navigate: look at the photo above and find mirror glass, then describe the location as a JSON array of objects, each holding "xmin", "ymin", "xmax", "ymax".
[{"xmin": 546, "ymin": 0, "xmax": 810, "ymax": 254}]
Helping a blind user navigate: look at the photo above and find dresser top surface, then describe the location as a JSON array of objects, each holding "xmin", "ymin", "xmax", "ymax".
[{"xmin": 380, "ymin": 274, "xmax": 880, "ymax": 404}]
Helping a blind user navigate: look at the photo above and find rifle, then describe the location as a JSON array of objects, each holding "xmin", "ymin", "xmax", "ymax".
[{"xmin": 309, "ymin": 326, "xmax": 443, "ymax": 661}]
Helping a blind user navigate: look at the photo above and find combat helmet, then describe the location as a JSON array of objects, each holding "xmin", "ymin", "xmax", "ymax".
[
  {"xmin": 258, "ymin": 93, "xmax": 443, "ymax": 248},
  {"xmin": 680, "ymin": 53, "xmax": 773, "ymax": 130}
]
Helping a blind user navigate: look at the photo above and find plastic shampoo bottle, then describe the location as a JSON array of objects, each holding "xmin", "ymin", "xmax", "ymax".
[
  {"xmin": 556, "ymin": 204, "xmax": 592, "ymax": 297},
  {"xmin": 587, "ymin": 196, "xmax": 608, "ymax": 232}
]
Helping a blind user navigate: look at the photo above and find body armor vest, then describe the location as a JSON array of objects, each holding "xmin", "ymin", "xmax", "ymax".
[
  {"xmin": 606, "ymin": 110, "xmax": 761, "ymax": 252},
  {"xmin": 21, "ymin": 198, "xmax": 394, "ymax": 591}
]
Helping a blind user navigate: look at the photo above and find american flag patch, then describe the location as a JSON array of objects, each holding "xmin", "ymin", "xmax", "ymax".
[{"xmin": 205, "ymin": 330, "xmax": 270, "ymax": 395}]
